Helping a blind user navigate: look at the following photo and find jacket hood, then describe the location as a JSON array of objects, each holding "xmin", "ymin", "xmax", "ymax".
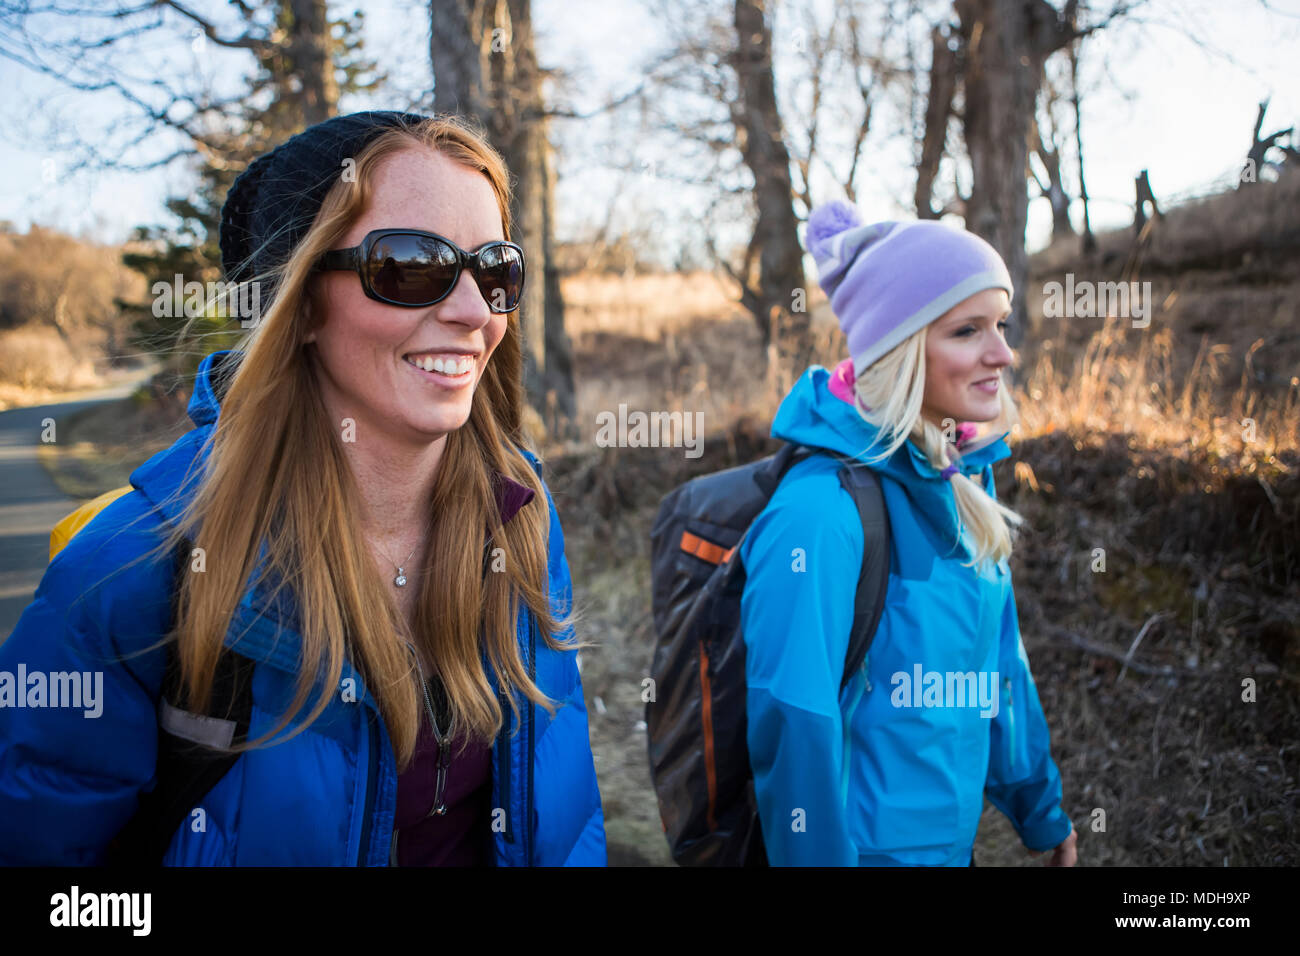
[
  {"xmin": 771, "ymin": 365, "xmax": 1011, "ymax": 549},
  {"xmin": 127, "ymin": 353, "xmax": 231, "ymax": 527},
  {"xmin": 186, "ymin": 347, "xmax": 236, "ymax": 428}
]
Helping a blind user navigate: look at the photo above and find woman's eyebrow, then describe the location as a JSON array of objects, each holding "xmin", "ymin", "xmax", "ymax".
[{"xmin": 948, "ymin": 310, "xmax": 1010, "ymax": 325}]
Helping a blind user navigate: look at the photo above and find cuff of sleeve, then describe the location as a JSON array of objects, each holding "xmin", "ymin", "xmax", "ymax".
[{"xmin": 1018, "ymin": 810, "xmax": 1072, "ymax": 852}]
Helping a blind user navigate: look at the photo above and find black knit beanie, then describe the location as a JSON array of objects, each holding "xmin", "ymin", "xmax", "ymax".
[{"xmin": 218, "ymin": 110, "xmax": 431, "ymax": 289}]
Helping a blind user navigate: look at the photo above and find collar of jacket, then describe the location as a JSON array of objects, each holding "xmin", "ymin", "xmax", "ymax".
[
  {"xmin": 771, "ymin": 365, "xmax": 1012, "ymax": 558},
  {"xmin": 901, "ymin": 425, "xmax": 1011, "ymax": 481},
  {"xmin": 129, "ymin": 349, "xmax": 542, "ymax": 707}
]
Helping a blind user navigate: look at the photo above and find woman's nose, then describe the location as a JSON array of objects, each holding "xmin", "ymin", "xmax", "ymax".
[
  {"xmin": 435, "ymin": 270, "xmax": 492, "ymax": 329},
  {"xmin": 986, "ymin": 331, "xmax": 1014, "ymax": 367}
]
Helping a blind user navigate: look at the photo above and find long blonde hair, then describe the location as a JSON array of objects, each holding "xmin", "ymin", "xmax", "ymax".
[
  {"xmin": 848, "ymin": 326, "xmax": 1023, "ymax": 568},
  {"xmin": 168, "ymin": 115, "xmax": 571, "ymax": 769}
]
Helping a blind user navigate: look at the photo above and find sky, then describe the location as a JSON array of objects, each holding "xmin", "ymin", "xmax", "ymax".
[{"xmin": 0, "ymin": 0, "xmax": 1297, "ymax": 258}]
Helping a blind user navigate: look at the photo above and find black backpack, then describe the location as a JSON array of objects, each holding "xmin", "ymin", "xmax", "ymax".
[
  {"xmin": 646, "ymin": 442, "xmax": 892, "ymax": 866},
  {"xmin": 106, "ymin": 539, "xmax": 256, "ymax": 866}
]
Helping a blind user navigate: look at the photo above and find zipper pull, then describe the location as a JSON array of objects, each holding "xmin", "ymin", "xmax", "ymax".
[
  {"xmin": 1003, "ymin": 676, "xmax": 1017, "ymax": 769},
  {"xmin": 429, "ymin": 737, "xmax": 450, "ymax": 817}
]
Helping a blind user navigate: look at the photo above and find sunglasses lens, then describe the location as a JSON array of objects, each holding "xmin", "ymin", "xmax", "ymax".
[
  {"xmin": 474, "ymin": 244, "xmax": 524, "ymax": 313},
  {"xmin": 366, "ymin": 232, "xmax": 458, "ymax": 305}
]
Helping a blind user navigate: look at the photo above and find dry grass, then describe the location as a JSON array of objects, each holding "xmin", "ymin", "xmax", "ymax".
[
  {"xmin": 0, "ymin": 326, "xmax": 100, "ymax": 399},
  {"xmin": 0, "ymin": 224, "xmax": 146, "ymax": 406},
  {"xmin": 1026, "ymin": 174, "xmax": 1300, "ymax": 401},
  {"xmin": 556, "ymin": 270, "xmax": 843, "ymax": 458}
]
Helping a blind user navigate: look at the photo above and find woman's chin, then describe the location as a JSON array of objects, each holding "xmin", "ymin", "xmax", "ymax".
[
  {"xmin": 954, "ymin": 398, "xmax": 1002, "ymax": 424},
  {"xmin": 399, "ymin": 404, "xmax": 472, "ymax": 440}
]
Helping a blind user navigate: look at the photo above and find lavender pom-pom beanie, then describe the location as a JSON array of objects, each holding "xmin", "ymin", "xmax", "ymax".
[{"xmin": 806, "ymin": 200, "xmax": 1014, "ymax": 378}]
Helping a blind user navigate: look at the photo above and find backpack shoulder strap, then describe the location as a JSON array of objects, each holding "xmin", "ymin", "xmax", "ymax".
[
  {"xmin": 108, "ymin": 538, "xmax": 256, "ymax": 866},
  {"xmin": 775, "ymin": 443, "xmax": 892, "ymax": 693},
  {"xmin": 836, "ymin": 462, "xmax": 891, "ymax": 693}
]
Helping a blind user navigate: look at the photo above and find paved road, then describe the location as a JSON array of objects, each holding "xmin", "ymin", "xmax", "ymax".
[{"xmin": 0, "ymin": 383, "xmax": 143, "ymax": 641}]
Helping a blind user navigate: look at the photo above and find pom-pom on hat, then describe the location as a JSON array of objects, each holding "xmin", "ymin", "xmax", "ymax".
[{"xmin": 807, "ymin": 200, "xmax": 1014, "ymax": 378}]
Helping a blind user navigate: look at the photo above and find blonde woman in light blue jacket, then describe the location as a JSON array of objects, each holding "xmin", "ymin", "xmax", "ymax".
[{"xmin": 739, "ymin": 201, "xmax": 1077, "ymax": 866}]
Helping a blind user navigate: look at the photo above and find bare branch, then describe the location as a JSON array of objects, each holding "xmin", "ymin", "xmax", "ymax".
[{"xmin": 155, "ymin": 0, "xmax": 271, "ymax": 53}]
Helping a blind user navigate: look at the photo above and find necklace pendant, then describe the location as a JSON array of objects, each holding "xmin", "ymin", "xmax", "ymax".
[{"xmin": 395, "ymin": 568, "xmax": 407, "ymax": 587}]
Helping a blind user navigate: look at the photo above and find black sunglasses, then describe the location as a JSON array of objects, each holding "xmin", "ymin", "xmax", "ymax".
[{"xmin": 316, "ymin": 228, "xmax": 525, "ymax": 313}]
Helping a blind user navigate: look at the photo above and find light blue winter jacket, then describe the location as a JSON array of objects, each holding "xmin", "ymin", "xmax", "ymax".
[{"xmin": 739, "ymin": 365, "xmax": 1072, "ymax": 866}]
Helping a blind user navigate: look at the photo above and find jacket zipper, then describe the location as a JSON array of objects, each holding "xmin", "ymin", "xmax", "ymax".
[
  {"xmin": 358, "ymin": 716, "xmax": 380, "ymax": 866},
  {"xmin": 840, "ymin": 652, "xmax": 869, "ymax": 807},
  {"xmin": 390, "ymin": 642, "xmax": 454, "ymax": 865},
  {"xmin": 1003, "ymin": 676, "xmax": 1017, "ymax": 772},
  {"xmin": 525, "ymin": 610, "xmax": 536, "ymax": 867},
  {"xmin": 497, "ymin": 689, "xmax": 514, "ymax": 845}
]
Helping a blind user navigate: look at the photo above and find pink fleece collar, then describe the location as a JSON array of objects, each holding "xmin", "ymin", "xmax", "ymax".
[{"xmin": 827, "ymin": 357, "xmax": 858, "ymax": 404}]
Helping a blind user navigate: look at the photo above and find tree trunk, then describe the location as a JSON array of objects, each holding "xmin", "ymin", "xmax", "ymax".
[
  {"xmin": 953, "ymin": 0, "xmax": 1078, "ymax": 351},
  {"xmin": 1032, "ymin": 126, "xmax": 1075, "ymax": 240},
  {"xmin": 1243, "ymin": 99, "xmax": 1294, "ymax": 189},
  {"xmin": 285, "ymin": 0, "xmax": 337, "ymax": 126},
  {"xmin": 540, "ymin": 122, "xmax": 578, "ymax": 440},
  {"xmin": 1069, "ymin": 42, "xmax": 1096, "ymax": 253},
  {"xmin": 916, "ymin": 25, "xmax": 958, "ymax": 219},
  {"xmin": 428, "ymin": 0, "xmax": 488, "ymax": 120},
  {"xmin": 429, "ymin": 0, "xmax": 576, "ymax": 432},
  {"xmin": 732, "ymin": 0, "xmax": 808, "ymax": 373}
]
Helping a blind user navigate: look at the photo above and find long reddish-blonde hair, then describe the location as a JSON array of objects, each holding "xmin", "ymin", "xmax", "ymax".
[{"xmin": 169, "ymin": 115, "xmax": 571, "ymax": 768}]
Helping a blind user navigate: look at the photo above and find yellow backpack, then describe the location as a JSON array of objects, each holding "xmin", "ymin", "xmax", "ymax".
[{"xmin": 49, "ymin": 486, "xmax": 133, "ymax": 561}]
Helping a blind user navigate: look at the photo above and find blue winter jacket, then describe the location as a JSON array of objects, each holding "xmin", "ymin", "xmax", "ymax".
[
  {"xmin": 0, "ymin": 351, "xmax": 606, "ymax": 866},
  {"xmin": 739, "ymin": 366, "xmax": 1072, "ymax": 866}
]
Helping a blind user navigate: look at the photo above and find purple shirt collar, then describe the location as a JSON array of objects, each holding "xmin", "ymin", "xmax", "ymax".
[{"xmin": 493, "ymin": 472, "xmax": 536, "ymax": 526}]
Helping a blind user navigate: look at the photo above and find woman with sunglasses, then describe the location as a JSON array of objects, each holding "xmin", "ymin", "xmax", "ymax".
[{"xmin": 0, "ymin": 112, "xmax": 606, "ymax": 866}]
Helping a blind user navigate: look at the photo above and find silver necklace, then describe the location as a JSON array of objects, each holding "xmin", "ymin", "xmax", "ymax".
[{"xmin": 376, "ymin": 520, "xmax": 431, "ymax": 588}]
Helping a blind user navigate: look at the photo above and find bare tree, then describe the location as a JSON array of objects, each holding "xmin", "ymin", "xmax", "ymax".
[
  {"xmin": 915, "ymin": 23, "xmax": 959, "ymax": 218},
  {"xmin": 1241, "ymin": 98, "xmax": 1294, "ymax": 188},
  {"xmin": 1029, "ymin": 62, "xmax": 1076, "ymax": 242},
  {"xmin": 937, "ymin": 0, "xmax": 1139, "ymax": 345},
  {"xmin": 429, "ymin": 0, "xmax": 577, "ymax": 438},
  {"xmin": 0, "ymin": 0, "xmax": 366, "ymax": 174},
  {"xmin": 605, "ymin": 0, "xmax": 879, "ymax": 372},
  {"xmin": 730, "ymin": 0, "xmax": 808, "ymax": 368},
  {"xmin": 1068, "ymin": 40, "xmax": 1096, "ymax": 253},
  {"xmin": 1133, "ymin": 168, "xmax": 1160, "ymax": 234},
  {"xmin": 0, "ymin": 1, "xmax": 382, "ymax": 384}
]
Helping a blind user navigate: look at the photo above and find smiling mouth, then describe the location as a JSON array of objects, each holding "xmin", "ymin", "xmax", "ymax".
[
  {"xmin": 971, "ymin": 376, "xmax": 1000, "ymax": 389},
  {"xmin": 402, "ymin": 351, "xmax": 478, "ymax": 376}
]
